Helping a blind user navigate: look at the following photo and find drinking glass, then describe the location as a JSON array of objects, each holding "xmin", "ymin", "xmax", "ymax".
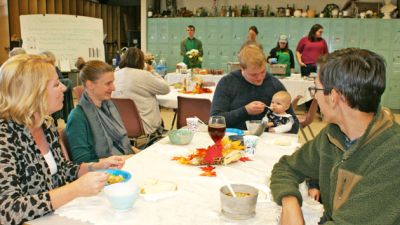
[{"xmin": 208, "ymin": 116, "xmax": 226, "ymax": 143}]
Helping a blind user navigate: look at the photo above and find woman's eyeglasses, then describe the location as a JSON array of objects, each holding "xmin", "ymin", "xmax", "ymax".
[{"xmin": 308, "ymin": 86, "xmax": 325, "ymax": 97}]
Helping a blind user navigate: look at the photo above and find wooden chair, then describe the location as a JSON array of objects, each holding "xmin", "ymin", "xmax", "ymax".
[
  {"xmin": 177, "ymin": 96, "xmax": 212, "ymax": 129},
  {"xmin": 57, "ymin": 128, "xmax": 70, "ymax": 160},
  {"xmin": 111, "ymin": 98, "xmax": 149, "ymax": 147},
  {"xmin": 297, "ymin": 98, "xmax": 319, "ymax": 142},
  {"xmin": 73, "ymin": 85, "xmax": 84, "ymax": 102}
]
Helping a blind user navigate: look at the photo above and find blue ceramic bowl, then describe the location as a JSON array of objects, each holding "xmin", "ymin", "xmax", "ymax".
[
  {"xmin": 168, "ymin": 129, "xmax": 194, "ymax": 145},
  {"xmin": 100, "ymin": 169, "xmax": 131, "ymax": 184}
]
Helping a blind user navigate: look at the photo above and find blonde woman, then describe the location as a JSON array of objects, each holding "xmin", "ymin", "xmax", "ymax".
[
  {"xmin": 0, "ymin": 54, "xmax": 125, "ymax": 224},
  {"xmin": 66, "ymin": 59, "xmax": 139, "ymax": 164}
]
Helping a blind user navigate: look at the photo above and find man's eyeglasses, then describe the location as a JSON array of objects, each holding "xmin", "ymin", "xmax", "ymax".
[{"xmin": 308, "ymin": 86, "xmax": 325, "ymax": 97}]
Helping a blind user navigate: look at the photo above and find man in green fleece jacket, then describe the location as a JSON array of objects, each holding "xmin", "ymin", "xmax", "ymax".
[{"xmin": 270, "ymin": 48, "xmax": 400, "ymax": 225}]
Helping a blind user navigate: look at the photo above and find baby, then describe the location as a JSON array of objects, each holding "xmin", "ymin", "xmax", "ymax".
[{"xmin": 262, "ymin": 91, "xmax": 294, "ymax": 133}]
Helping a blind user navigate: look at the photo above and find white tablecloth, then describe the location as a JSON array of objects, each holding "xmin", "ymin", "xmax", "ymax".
[
  {"xmin": 157, "ymin": 76, "xmax": 314, "ymax": 109},
  {"xmin": 157, "ymin": 87, "xmax": 215, "ymax": 109},
  {"xmin": 29, "ymin": 132, "xmax": 323, "ymax": 225},
  {"xmin": 279, "ymin": 78, "xmax": 314, "ymax": 105},
  {"xmin": 164, "ymin": 73, "xmax": 224, "ymax": 85}
]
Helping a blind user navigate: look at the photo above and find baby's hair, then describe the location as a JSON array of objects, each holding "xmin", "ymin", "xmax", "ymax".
[{"xmin": 274, "ymin": 91, "xmax": 292, "ymax": 108}]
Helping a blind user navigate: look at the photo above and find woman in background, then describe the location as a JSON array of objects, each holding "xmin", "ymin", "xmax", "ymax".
[
  {"xmin": 113, "ymin": 47, "xmax": 170, "ymax": 135},
  {"xmin": 66, "ymin": 59, "xmax": 139, "ymax": 163},
  {"xmin": 296, "ymin": 24, "xmax": 328, "ymax": 76},
  {"xmin": 241, "ymin": 25, "xmax": 263, "ymax": 50},
  {"xmin": 267, "ymin": 35, "xmax": 295, "ymax": 77},
  {"xmin": 0, "ymin": 54, "xmax": 124, "ymax": 224}
]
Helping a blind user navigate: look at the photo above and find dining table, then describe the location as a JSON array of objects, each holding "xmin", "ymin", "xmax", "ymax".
[
  {"xmin": 161, "ymin": 73, "xmax": 315, "ymax": 107},
  {"xmin": 157, "ymin": 86, "xmax": 215, "ymax": 109},
  {"xmin": 27, "ymin": 131, "xmax": 323, "ymax": 225}
]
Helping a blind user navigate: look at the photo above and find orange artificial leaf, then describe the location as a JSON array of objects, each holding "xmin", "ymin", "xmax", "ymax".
[
  {"xmin": 200, "ymin": 165, "xmax": 215, "ymax": 172},
  {"xmin": 200, "ymin": 171, "xmax": 216, "ymax": 177},
  {"xmin": 239, "ymin": 157, "xmax": 252, "ymax": 162}
]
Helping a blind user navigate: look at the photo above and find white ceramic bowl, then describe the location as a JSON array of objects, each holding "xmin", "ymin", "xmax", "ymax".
[{"xmin": 103, "ymin": 182, "xmax": 139, "ymax": 211}]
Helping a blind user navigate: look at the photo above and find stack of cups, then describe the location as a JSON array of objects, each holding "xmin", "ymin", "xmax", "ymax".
[{"xmin": 186, "ymin": 117, "xmax": 199, "ymax": 132}]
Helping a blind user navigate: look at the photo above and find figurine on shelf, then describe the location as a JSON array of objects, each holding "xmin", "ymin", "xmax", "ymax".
[{"xmin": 381, "ymin": 0, "xmax": 397, "ymax": 19}]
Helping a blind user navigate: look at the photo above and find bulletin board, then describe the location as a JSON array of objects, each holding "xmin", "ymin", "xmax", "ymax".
[{"xmin": 20, "ymin": 14, "xmax": 105, "ymax": 72}]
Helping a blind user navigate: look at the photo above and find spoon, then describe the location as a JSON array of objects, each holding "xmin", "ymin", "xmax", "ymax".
[{"xmin": 219, "ymin": 172, "xmax": 237, "ymax": 198}]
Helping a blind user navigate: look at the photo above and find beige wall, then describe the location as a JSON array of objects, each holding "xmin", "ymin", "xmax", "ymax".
[{"xmin": 0, "ymin": 0, "xmax": 9, "ymax": 64}]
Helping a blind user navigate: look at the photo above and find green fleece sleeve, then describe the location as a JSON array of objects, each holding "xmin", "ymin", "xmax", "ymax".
[
  {"xmin": 65, "ymin": 106, "xmax": 99, "ymax": 163},
  {"xmin": 270, "ymin": 133, "xmax": 322, "ymax": 206}
]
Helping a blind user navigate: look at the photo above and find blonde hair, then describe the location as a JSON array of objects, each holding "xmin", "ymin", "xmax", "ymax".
[
  {"xmin": 273, "ymin": 91, "xmax": 292, "ymax": 109},
  {"xmin": 75, "ymin": 58, "xmax": 113, "ymax": 87},
  {"xmin": 0, "ymin": 54, "xmax": 55, "ymax": 127},
  {"xmin": 8, "ymin": 47, "xmax": 26, "ymax": 57},
  {"xmin": 238, "ymin": 45, "xmax": 266, "ymax": 69},
  {"xmin": 40, "ymin": 51, "xmax": 56, "ymax": 65}
]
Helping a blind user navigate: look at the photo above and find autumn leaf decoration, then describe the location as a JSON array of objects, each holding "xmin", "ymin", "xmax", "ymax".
[{"xmin": 172, "ymin": 137, "xmax": 249, "ymax": 176}]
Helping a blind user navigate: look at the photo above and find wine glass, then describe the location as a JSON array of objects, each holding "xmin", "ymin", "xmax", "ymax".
[{"xmin": 208, "ymin": 116, "xmax": 226, "ymax": 143}]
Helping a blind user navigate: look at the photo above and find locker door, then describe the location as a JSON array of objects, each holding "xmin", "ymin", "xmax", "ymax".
[
  {"xmin": 344, "ymin": 19, "xmax": 360, "ymax": 48},
  {"xmin": 329, "ymin": 20, "xmax": 345, "ymax": 52}
]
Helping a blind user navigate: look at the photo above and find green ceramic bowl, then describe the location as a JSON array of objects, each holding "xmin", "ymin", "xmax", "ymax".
[{"xmin": 168, "ymin": 129, "xmax": 194, "ymax": 145}]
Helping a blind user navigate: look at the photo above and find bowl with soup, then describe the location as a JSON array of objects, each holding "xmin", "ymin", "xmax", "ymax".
[{"xmin": 220, "ymin": 184, "xmax": 259, "ymax": 220}]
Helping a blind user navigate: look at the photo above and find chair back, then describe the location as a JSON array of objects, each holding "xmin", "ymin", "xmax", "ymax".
[
  {"xmin": 57, "ymin": 129, "xmax": 70, "ymax": 160},
  {"xmin": 111, "ymin": 98, "xmax": 145, "ymax": 138},
  {"xmin": 202, "ymin": 81, "xmax": 216, "ymax": 87},
  {"xmin": 73, "ymin": 85, "xmax": 84, "ymax": 102},
  {"xmin": 291, "ymin": 95, "xmax": 303, "ymax": 112},
  {"xmin": 300, "ymin": 98, "xmax": 319, "ymax": 128},
  {"xmin": 177, "ymin": 96, "xmax": 211, "ymax": 129}
]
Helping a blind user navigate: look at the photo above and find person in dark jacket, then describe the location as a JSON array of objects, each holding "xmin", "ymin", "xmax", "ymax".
[{"xmin": 210, "ymin": 45, "xmax": 299, "ymax": 133}]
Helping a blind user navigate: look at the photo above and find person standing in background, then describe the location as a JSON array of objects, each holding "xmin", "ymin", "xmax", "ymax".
[
  {"xmin": 296, "ymin": 24, "xmax": 328, "ymax": 76},
  {"xmin": 180, "ymin": 25, "xmax": 203, "ymax": 68},
  {"xmin": 267, "ymin": 35, "xmax": 295, "ymax": 77},
  {"xmin": 241, "ymin": 26, "xmax": 263, "ymax": 50}
]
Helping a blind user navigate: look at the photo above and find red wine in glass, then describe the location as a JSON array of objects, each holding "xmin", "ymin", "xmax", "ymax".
[
  {"xmin": 208, "ymin": 116, "xmax": 226, "ymax": 143},
  {"xmin": 208, "ymin": 124, "xmax": 226, "ymax": 142}
]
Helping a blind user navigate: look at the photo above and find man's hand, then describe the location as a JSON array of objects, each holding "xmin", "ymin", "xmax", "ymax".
[
  {"xmin": 245, "ymin": 101, "xmax": 265, "ymax": 115},
  {"xmin": 280, "ymin": 196, "xmax": 305, "ymax": 225}
]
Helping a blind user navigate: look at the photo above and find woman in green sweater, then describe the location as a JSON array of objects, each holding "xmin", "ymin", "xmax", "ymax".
[{"xmin": 66, "ymin": 59, "xmax": 139, "ymax": 163}]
